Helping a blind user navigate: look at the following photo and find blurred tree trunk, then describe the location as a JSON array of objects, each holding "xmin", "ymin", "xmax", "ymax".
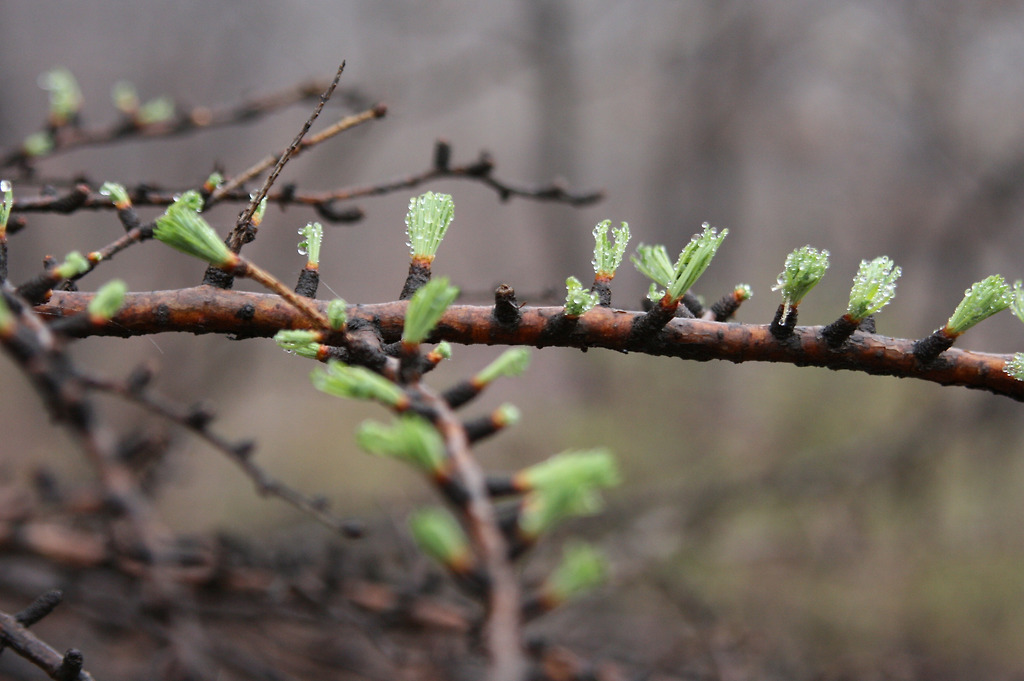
[
  {"xmin": 525, "ymin": 0, "xmax": 582, "ymax": 279},
  {"xmin": 644, "ymin": 4, "xmax": 753, "ymax": 242}
]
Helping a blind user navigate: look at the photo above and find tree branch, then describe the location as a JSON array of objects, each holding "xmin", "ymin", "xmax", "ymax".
[
  {"xmin": 0, "ymin": 609, "xmax": 95, "ymax": 681},
  {"xmin": 1, "ymin": 75, "xmax": 352, "ymax": 170},
  {"xmin": 39, "ymin": 288, "xmax": 1024, "ymax": 401}
]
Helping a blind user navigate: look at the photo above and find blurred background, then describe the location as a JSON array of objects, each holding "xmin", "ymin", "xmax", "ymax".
[{"xmin": 3, "ymin": 1, "xmax": 1024, "ymax": 678}]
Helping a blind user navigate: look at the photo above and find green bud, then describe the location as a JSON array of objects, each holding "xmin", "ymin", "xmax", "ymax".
[
  {"xmin": 564, "ymin": 276, "xmax": 599, "ymax": 317},
  {"xmin": 592, "ymin": 220, "xmax": 630, "ymax": 277},
  {"xmin": 275, "ymin": 329, "xmax": 323, "ymax": 359},
  {"xmin": 251, "ymin": 196, "xmax": 268, "ymax": 227},
  {"xmin": 327, "ymin": 298, "xmax": 347, "ymax": 331},
  {"xmin": 0, "ymin": 180, "xmax": 12, "ymax": 234},
  {"xmin": 153, "ymin": 191, "xmax": 235, "ymax": 267},
  {"xmin": 87, "ymin": 279, "xmax": 127, "ymax": 320},
  {"xmin": 772, "ymin": 245, "xmax": 830, "ymax": 323},
  {"xmin": 356, "ymin": 414, "xmax": 446, "ymax": 474},
  {"xmin": 39, "ymin": 68, "xmax": 82, "ymax": 125},
  {"xmin": 402, "ymin": 277, "xmax": 459, "ymax": 346},
  {"xmin": 137, "ymin": 96, "xmax": 175, "ymax": 125},
  {"xmin": 175, "ymin": 190, "xmax": 204, "ymax": 212},
  {"xmin": 735, "ymin": 283, "xmax": 753, "ymax": 301},
  {"xmin": 631, "ymin": 244, "xmax": 676, "ymax": 289},
  {"xmin": 55, "ymin": 251, "xmax": 89, "ymax": 279},
  {"xmin": 99, "ymin": 182, "xmax": 130, "ymax": 209},
  {"xmin": 406, "ymin": 191, "xmax": 454, "ymax": 260},
  {"xmin": 494, "ymin": 403, "xmax": 521, "ymax": 427},
  {"xmin": 474, "ymin": 347, "xmax": 531, "ymax": 386},
  {"xmin": 297, "ymin": 222, "xmax": 323, "ymax": 265},
  {"xmin": 312, "ymin": 360, "xmax": 407, "ymax": 408},
  {"xmin": 431, "ymin": 340, "xmax": 453, "ymax": 360},
  {"xmin": 1010, "ymin": 281, "xmax": 1024, "ymax": 325},
  {"xmin": 111, "ymin": 81, "xmax": 140, "ymax": 114},
  {"xmin": 408, "ymin": 507, "xmax": 472, "ymax": 570},
  {"xmin": 846, "ymin": 256, "xmax": 901, "ymax": 322},
  {"xmin": 23, "ymin": 132, "xmax": 54, "ymax": 157},
  {"xmin": 543, "ymin": 542, "xmax": 607, "ymax": 604},
  {"xmin": 204, "ymin": 172, "xmax": 224, "ymax": 191},
  {"xmin": 945, "ymin": 274, "xmax": 1012, "ymax": 336},
  {"xmin": 1004, "ymin": 353, "xmax": 1024, "ymax": 381}
]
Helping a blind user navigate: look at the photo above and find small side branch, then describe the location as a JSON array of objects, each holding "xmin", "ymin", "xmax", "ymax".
[
  {"xmin": 82, "ymin": 372, "xmax": 364, "ymax": 538},
  {"xmin": 0, "ymin": 606, "xmax": 95, "ymax": 681},
  {"xmin": 1, "ymin": 75, "xmax": 342, "ymax": 170}
]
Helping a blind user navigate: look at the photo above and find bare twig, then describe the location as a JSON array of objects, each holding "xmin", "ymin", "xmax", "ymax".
[
  {"xmin": 302, "ymin": 145, "xmax": 603, "ymax": 206},
  {"xmin": 8, "ymin": 146, "xmax": 599, "ymax": 221},
  {"xmin": 0, "ymin": 285, "xmax": 214, "ymax": 675},
  {"xmin": 81, "ymin": 371, "xmax": 364, "ymax": 538},
  {"xmin": 0, "ymin": 608, "xmax": 95, "ymax": 681},
  {"xmin": 224, "ymin": 62, "xmax": 349, "ymax": 253},
  {"xmin": 0, "ymin": 76, "xmax": 351, "ymax": 170}
]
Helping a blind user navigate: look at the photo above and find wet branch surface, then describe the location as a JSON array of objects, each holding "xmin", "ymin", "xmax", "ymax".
[{"xmin": 39, "ymin": 288, "xmax": 1024, "ymax": 401}]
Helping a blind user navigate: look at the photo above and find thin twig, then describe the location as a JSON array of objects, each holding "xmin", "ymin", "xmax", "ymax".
[
  {"xmin": 223, "ymin": 62, "xmax": 346, "ymax": 251},
  {"xmin": 0, "ymin": 76, "xmax": 349, "ymax": 170},
  {"xmin": 10, "ymin": 146, "xmax": 598, "ymax": 219},
  {"xmin": 0, "ymin": 285, "xmax": 213, "ymax": 676},
  {"xmin": 81, "ymin": 371, "xmax": 364, "ymax": 538},
  {"xmin": 211, "ymin": 105, "xmax": 385, "ymax": 216},
  {"xmin": 234, "ymin": 259, "xmax": 331, "ymax": 328},
  {"xmin": 303, "ymin": 147, "xmax": 603, "ymax": 206},
  {"xmin": 0, "ymin": 609, "xmax": 95, "ymax": 681}
]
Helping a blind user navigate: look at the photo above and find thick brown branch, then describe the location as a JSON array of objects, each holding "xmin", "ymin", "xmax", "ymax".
[{"xmin": 38, "ymin": 288, "xmax": 1024, "ymax": 401}]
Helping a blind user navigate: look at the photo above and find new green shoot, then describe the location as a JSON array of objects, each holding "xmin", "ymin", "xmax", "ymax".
[
  {"xmin": 87, "ymin": 280, "xmax": 127, "ymax": 321},
  {"xmin": 945, "ymin": 275, "xmax": 1012, "ymax": 336},
  {"xmin": 406, "ymin": 191, "xmax": 454, "ymax": 262},
  {"xmin": 402, "ymin": 277, "xmax": 459, "ymax": 346},
  {"xmin": 356, "ymin": 415, "xmax": 447, "ymax": 474},
  {"xmin": 772, "ymin": 245, "xmax": 830, "ymax": 323},
  {"xmin": 564, "ymin": 276, "xmax": 599, "ymax": 317},
  {"xmin": 846, "ymin": 256, "xmax": 901, "ymax": 322},
  {"xmin": 153, "ymin": 191, "xmax": 236, "ymax": 267},
  {"xmin": 592, "ymin": 220, "xmax": 630, "ymax": 278}
]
